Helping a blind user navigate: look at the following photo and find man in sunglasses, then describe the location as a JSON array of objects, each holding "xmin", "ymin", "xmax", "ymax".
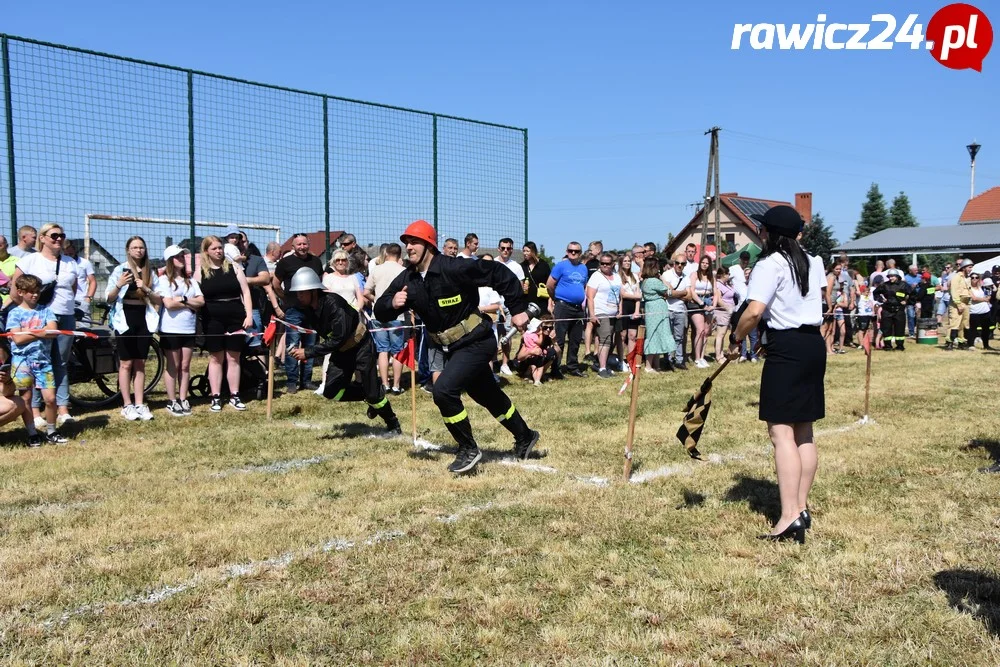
[
  {"xmin": 338, "ymin": 233, "xmax": 357, "ymax": 253},
  {"xmin": 545, "ymin": 242, "xmax": 589, "ymax": 378}
]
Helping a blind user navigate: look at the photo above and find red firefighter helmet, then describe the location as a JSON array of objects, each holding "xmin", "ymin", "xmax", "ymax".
[{"xmin": 399, "ymin": 219, "xmax": 438, "ymax": 251}]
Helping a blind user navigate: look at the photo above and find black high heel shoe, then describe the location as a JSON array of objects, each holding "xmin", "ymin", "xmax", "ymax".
[
  {"xmin": 799, "ymin": 509, "xmax": 812, "ymax": 530},
  {"xmin": 758, "ymin": 518, "xmax": 806, "ymax": 544}
]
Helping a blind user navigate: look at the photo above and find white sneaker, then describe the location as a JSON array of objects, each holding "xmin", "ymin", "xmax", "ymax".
[
  {"xmin": 135, "ymin": 404, "xmax": 154, "ymax": 421},
  {"xmin": 121, "ymin": 404, "xmax": 139, "ymax": 421},
  {"xmin": 696, "ymin": 359, "xmax": 710, "ymax": 369},
  {"xmin": 619, "ymin": 361, "xmax": 629, "ymax": 371},
  {"xmin": 33, "ymin": 416, "xmax": 47, "ymax": 430},
  {"xmin": 56, "ymin": 413, "xmax": 75, "ymax": 428},
  {"xmin": 499, "ymin": 364, "xmax": 513, "ymax": 376}
]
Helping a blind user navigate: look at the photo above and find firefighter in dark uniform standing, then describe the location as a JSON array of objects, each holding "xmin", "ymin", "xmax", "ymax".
[
  {"xmin": 286, "ymin": 267, "xmax": 401, "ymax": 434},
  {"xmin": 911, "ymin": 271, "xmax": 936, "ymax": 324},
  {"xmin": 375, "ymin": 220, "xmax": 540, "ymax": 474},
  {"xmin": 873, "ymin": 268, "xmax": 911, "ymax": 351}
]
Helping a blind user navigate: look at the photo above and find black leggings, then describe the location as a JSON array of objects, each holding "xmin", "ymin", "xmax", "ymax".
[{"xmin": 968, "ymin": 312, "xmax": 993, "ymax": 347}]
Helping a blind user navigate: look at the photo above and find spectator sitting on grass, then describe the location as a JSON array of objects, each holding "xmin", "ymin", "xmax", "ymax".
[{"xmin": 516, "ymin": 315, "xmax": 558, "ymax": 386}]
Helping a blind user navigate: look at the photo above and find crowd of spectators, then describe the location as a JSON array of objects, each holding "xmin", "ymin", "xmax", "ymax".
[{"xmin": 1, "ymin": 222, "xmax": 998, "ymax": 450}]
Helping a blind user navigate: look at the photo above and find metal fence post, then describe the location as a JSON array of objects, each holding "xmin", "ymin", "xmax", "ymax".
[
  {"xmin": 523, "ymin": 128, "xmax": 528, "ymax": 246},
  {"xmin": 432, "ymin": 114, "xmax": 438, "ymax": 231},
  {"xmin": 187, "ymin": 71, "xmax": 195, "ymax": 255},
  {"xmin": 2, "ymin": 36, "xmax": 17, "ymax": 239},
  {"xmin": 323, "ymin": 95, "xmax": 330, "ymax": 256}
]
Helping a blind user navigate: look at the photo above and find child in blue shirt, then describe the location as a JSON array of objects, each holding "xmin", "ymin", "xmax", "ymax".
[{"xmin": 7, "ymin": 274, "xmax": 68, "ymax": 445}]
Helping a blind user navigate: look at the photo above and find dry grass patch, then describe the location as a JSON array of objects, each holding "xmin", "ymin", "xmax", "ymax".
[{"xmin": 0, "ymin": 343, "xmax": 998, "ymax": 663}]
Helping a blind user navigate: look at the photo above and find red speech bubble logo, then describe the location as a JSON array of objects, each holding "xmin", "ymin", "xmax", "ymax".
[{"xmin": 927, "ymin": 3, "xmax": 993, "ymax": 71}]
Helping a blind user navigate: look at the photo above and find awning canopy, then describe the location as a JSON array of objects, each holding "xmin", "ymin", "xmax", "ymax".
[
  {"xmin": 833, "ymin": 223, "xmax": 1000, "ymax": 257},
  {"xmin": 721, "ymin": 242, "xmax": 761, "ymax": 268}
]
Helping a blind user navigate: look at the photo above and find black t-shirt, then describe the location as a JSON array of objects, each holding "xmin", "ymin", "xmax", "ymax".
[
  {"xmin": 242, "ymin": 254, "xmax": 269, "ymax": 311},
  {"xmin": 274, "ymin": 253, "xmax": 323, "ymax": 308},
  {"xmin": 586, "ymin": 258, "xmax": 600, "ymax": 281}
]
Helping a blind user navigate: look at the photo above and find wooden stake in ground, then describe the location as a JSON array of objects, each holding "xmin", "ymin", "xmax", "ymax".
[
  {"xmin": 266, "ymin": 336, "xmax": 276, "ymax": 421},
  {"xmin": 859, "ymin": 329, "xmax": 874, "ymax": 424},
  {"xmin": 623, "ymin": 325, "xmax": 645, "ymax": 481},
  {"xmin": 409, "ymin": 336, "xmax": 417, "ymax": 444}
]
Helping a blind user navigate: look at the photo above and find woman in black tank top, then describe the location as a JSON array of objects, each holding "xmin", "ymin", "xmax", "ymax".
[{"xmin": 197, "ymin": 236, "xmax": 253, "ymax": 412}]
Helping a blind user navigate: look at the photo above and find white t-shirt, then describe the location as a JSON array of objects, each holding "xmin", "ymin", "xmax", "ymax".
[
  {"xmin": 586, "ymin": 271, "xmax": 622, "ymax": 317},
  {"xmin": 322, "ymin": 272, "xmax": 360, "ymax": 308},
  {"xmin": 970, "ymin": 288, "xmax": 991, "ymax": 315},
  {"xmin": 663, "ymin": 270, "xmax": 690, "ymax": 314},
  {"xmin": 857, "ymin": 294, "xmax": 874, "ymax": 316},
  {"xmin": 500, "ymin": 257, "xmax": 525, "ymax": 281},
  {"xmin": 683, "ymin": 260, "xmax": 698, "ymax": 278},
  {"xmin": 746, "ymin": 252, "xmax": 825, "ymax": 330},
  {"xmin": 730, "ymin": 266, "xmax": 748, "ymax": 302},
  {"xmin": 71, "ymin": 256, "xmax": 94, "ymax": 302},
  {"xmin": 155, "ymin": 274, "xmax": 203, "ymax": 334},
  {"xmin": 16, "ymin": 252, "xmax": 79, "ymax": 316},
  {"xmin": 9, "ymin": 245, "xmax": 33, "ymax": 259},
  {"xmin": 367, "ymin": 260, "xmax": 405, "ymax": 302}
]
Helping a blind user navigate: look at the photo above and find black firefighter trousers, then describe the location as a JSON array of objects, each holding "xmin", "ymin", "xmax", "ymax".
[
  {"xmin": 432, "ymin": 332, "xmax": 531, "ymax": 450},
  {"xmin": 320, "ymin": 336, "xmax": 399, "ymax": 429}
]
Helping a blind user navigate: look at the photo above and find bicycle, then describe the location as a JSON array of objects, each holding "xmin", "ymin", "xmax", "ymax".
[{"xmin": 68, "ymin": 303, "xmax": 164, "ymax": 410}]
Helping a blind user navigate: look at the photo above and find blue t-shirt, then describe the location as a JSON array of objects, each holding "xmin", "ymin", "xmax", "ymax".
[
  {"xmin": 904, "ymin": 274, "xmax": 921, "ymax": 289},
  {"xmin": 550, "ymin": 260, "xmax": 588, "ymax": 305},
  {"xmin": 7, "ymin": 304, "xmax": 56, "ymax": 362}
]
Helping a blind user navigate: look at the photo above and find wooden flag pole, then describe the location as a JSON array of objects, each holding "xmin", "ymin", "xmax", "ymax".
[
  {"xmin": 410, "ymin": 335, "xmax": 417, "ymax": 444},
  {"xmin": 266, "ymin": 336, "xmax": 276, "ymax": 421},
  {"xmin": 624, "ymin": 325, "xmax": 645, "ymax": 482},
  {"xmin": 861, "ymin": 339, "xmax": 873, "ymax": 424}
]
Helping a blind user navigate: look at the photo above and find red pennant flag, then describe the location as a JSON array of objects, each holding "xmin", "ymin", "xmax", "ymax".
[
  {"xmin": 262, "ymin": 317, "xmax": 278, "ymax": 347},
  {"xmin": 861, "ymin": 329, "xmax": 872, "ymax": 356},
  {"xmin": 626, "ymin": 337, "xmax": 644, "ymax": 373},
  {"xmin": 395, "ymin": 336, "xmax": 415, "ymax": 370}
]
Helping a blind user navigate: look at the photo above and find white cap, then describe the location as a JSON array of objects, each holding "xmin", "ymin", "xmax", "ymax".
[
  {"xmin": 526, "ymin": 318, "xmax": 542, "ymax": 333},
  {"xmin": 163, "ymin": 244, "xmax": 186, "ymax": 261},
  {"xmin": 983, "ymin": 277, "xmax": 994, "ymax": 287}
]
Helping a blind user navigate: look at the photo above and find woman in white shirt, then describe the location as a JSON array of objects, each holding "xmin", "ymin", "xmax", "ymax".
[
  {"xmin": 156, "ymin": 245, "xmax": 205, "ymax": 416},
  {"xmin": 9, "ymin": 222, "xmax": 80, "ymax": 427},
  {"xmin": 728, "ymin": 205, "xmax": 826, "ymax": 545},
  {"xmin": 322, "ymin": 249, "xmax": 365, "ymax": 310},
  {"xmin": 687, "ymin": 255, "xmax": 717, "ymax": 368},
  {"xmin": 968, "ymin": 274, "xmax": 993, "ymax": 349}
]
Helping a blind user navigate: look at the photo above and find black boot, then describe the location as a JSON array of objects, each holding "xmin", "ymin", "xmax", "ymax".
[
  {"xmin": 444, "ymin": 418, "xmax": 482, "ymax": 474},
  {"xmin": 374, "ymin": 402, "xmax": 401, "ymax": 435}
]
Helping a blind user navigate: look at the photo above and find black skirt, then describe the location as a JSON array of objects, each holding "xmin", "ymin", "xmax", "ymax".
[{"xmin": 759, "ymin": 325, "xmax": 826, "ymax": 423}]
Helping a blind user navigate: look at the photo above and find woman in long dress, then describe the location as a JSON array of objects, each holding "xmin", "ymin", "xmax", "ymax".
[{"xmin": 639, "ymin": 257, "xmax": 676, "ymax": 372}]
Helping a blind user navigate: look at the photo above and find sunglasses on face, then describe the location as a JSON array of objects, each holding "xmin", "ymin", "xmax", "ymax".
[
  {"xmin": 600, "ymin": 262, "xmax": 613, "ymax": 266},
  {"xmin": 540, "ymin": 325, "xmax": 553, "ymax": 331},
  {"xmin": 48, "ymin": 233, "xmax": 66, "ymax": 240},
  {"xmin": 566, "ymin": 248, "xmax": 581, "ymax": 254},
  {"xmin": 334, "ymin": 259, "xmax": 348, "ymax": 263},
  {"xmin": 676, "ymin": 262, "xmax": 686, "ymax": 267}
]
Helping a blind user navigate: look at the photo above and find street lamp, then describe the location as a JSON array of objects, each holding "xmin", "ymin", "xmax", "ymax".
[{"xmin": 967, "ymin": 141, "xmax": 981, "ymax": 200}]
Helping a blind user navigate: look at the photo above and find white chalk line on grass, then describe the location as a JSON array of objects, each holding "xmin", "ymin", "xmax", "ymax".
[
  {"xmin": 0, "ymin": 500, "xmax": 95, "ymax": 517},
  {"xmin": 415, "ymin": 437, "xmax": 610, "ymax": 488},
  {"xmin": 212, "ymin": 455, "xmax": 336, "ymax": 478},
  {"xmin": 629, "ymin": 420, "xmax": 875, "ymax": 485}
]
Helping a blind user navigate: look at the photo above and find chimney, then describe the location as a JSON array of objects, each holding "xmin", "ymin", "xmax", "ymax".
[{"xmin": 795, "ymin": 192, "xmax": 812, "ymax": 224}]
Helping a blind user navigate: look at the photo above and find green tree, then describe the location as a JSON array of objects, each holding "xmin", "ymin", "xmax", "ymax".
[
  {"xmin": 888, "ymin": 192, "xmax": 918, "ymax": 228},
  {"xmin": 853, "ymin": 183, "xmax": 890, "ymax": 239},
  {"xmin": 799, "ymin": 212, "xmax": 838, "ymax": 261},
  {"xmin": 538, "ymin": 245, "xmax": 557, "ymax": 267}
]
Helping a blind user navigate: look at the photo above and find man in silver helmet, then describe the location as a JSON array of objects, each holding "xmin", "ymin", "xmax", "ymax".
[{"xmin": 285, "ymin": 267, "xmax": 401, "ymax": 435}]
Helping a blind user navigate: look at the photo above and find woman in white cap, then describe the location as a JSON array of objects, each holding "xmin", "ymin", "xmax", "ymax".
[
  {"xmin": 156, "ymin": 245, "xmax": 204, "ymax": 415},
  {"xmin": 105, "ymin": 236, "xmax": 161, "ymax": 421},
  {"xmin": 728, "ymin": 205, "xmax": 826, "ymax": 544}
]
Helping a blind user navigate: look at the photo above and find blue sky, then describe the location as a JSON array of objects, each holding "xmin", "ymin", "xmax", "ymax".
[{"xmin": 3, "ymin": 0, "xmax": 998, "ymax": 256}]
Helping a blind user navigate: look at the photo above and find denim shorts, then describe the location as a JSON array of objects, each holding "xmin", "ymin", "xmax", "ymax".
[{"xmin": 371, "ymin": 320, "xmax": 405, "ymax": 354}]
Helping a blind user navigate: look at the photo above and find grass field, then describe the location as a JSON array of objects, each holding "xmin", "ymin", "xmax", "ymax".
[{"xmin": 1, "ymin": 342, "xmax": 998, "ymax": 664}]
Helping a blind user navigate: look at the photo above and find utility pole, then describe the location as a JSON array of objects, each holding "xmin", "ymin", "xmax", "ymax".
[{"xmin": 699, "ymin": 127, "xmax": 722, "ymax": 258}]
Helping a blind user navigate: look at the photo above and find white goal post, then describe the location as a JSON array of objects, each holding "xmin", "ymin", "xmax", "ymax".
[{"xmin": 83, "ymin": 214, "xmax": 282, "ymax": 261}]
